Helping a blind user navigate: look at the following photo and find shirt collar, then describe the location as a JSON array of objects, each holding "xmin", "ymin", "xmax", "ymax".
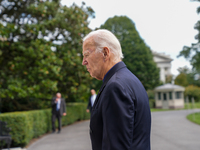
[{"xmin": 103, "ymin": 62, "xmax": 121, "ymax": 82}]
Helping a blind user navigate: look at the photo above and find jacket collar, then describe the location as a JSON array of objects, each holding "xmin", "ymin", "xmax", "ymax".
[
  {"xmin": 92, "ymin": 61, "xmax": 126, "ymax": 109},
  {"xmin": 103, "ymin": 61, "xmax": 126, "ymax": 86}
]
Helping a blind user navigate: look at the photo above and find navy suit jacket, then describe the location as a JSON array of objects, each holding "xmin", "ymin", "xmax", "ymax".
[{"xmin": 90, "ymin": 61, "xmax": 151, "ymax": 150}]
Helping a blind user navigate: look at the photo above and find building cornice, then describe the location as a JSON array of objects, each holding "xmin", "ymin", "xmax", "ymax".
[{"xmin": 152, "ymin": 51, "xmax": 173, "ymax": 62}]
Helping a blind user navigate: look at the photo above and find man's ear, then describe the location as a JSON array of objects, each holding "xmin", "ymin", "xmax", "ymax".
[{"xmin": 102, "ymin": 47, "xmax": 110, "ymax": 58}]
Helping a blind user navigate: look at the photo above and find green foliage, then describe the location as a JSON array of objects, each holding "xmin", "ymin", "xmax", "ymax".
[
  {"xmin": 151, "ymin": 102, "xmax": 200, "ymax": 112},
  {"xmin": 175, "ymin": 68, "xmax": 200, "ymax": 102},
  {"xmin": 100, "ymin": 16, "xmax": 160, "ymax": 90},
  {"xmin": 176, "ymin": 66, "xmax": 200, "ymax": 87},
  {"xmin": 178, "ymin": 1, "xmax": 200, "ymax": 72},
  {"xmin": 0, "ymin": 103, "xmax": 90, "ymax": 147},
  {"xmin": 186, "ymin": 72, "xmax": 200, "ymax": 87},
  {"xmin": 147, "ymin": 90, "xmax": 155, "ymax": 108},
  {"xmin": 52, "ymin": 3, "xmax": 95, "ymax": 102},
  {"xmin": 184, "ymin": 102, "xmax": 200, "ymax": 109},
  {"xmin": 0, "ymin": 0, "xmax": 95, "ymax": 111},
  {"xmin": 147, "ymin": 90, "xmax": 155, "ymax": 99},
  {"xmin": 178, "ymin": 45, "xmax": 200, "ymax": 72},
  {"xmin": 165, "ymin": 74, "xmax": 173, "ymax": 83},
  {"xmin": 148, "ymin": 99, "xmax": 155, "ymax": 108},
  {"xmin": 0, "ymin": 112, "xmax": 33, "ymax": 147},
  {"xmin": 29, "ymin": 110, "xmax": 50, "ymax": 138},
  {"xmin": 187, "ymin": 112, "xmax": 200, "ymax": 125},
  {"xmin": 184, "ymin": 85, "xmax": 200, "ymax": 102},
  {"xmin": 174, "ymin": 73, "xmax": 189, "ymax": 87},
  {"xmin": 150, "ymin": 108, "xmax": 172, "ymax": 112}
]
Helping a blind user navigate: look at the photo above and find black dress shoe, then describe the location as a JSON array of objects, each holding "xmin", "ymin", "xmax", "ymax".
[
  {"xmin": 52, "ymin": 131, "xmax": 55, "ymax": 134},
  {"xmin": 57, "ymin": 131, "xmax": 60, "ymax": 133}
]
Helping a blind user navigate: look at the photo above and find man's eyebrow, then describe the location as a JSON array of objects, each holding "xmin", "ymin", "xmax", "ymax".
[{"xmin": 83, "ymin": 50, "xmax": 90, "ymax": 55}]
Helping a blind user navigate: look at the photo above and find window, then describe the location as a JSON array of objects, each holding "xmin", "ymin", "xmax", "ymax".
[
  {"xmin": 169, "ymin": 92, "xmax": 173, "ymax": 100},
  {"xmin": 176, "ymin": 92, "xmax": 182, "ymax": 99},
  {"xmin": 163, "ymin": 93, "xmax": 167, "ymax": 101},
  {"xmin": 158, "ymin": 92, "xmax": 161, "ymax": 100}
]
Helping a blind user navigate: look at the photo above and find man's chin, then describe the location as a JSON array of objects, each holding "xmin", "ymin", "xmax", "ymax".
[
  {"xmin": 89, "ymin": 72, "xmax": 95, "ymax": 78},
  {"xmin": 89, "ymin": 72, "xmax": 96, "ymax": 79},
  {"xmin": 92, "ymin": 74, "xmax": 102, "ymax": 80},
  {"xmin": 89, "ymin": 72, "xmax": 102, "ymax": 80}
]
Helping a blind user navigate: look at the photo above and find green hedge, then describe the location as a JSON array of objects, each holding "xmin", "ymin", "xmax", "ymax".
[
  {"xmin": 149, "ymin": 99, "xmax": 155, "ymax": 108},
  {"xmin": 0, "ymin": 103, "xmax": 90, "ymax": 147},
  {"xmin": 185, "ymin": 85, "xmax": 200, "ymax": 102}
]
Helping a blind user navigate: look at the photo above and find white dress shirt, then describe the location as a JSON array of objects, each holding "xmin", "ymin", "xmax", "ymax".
[
  {"xmin": 56, "ymin": 98, "xmax": 61, "ymax": 110},
  {"xmin": 91, "ymin": 94, "xmax": 97, "ymax": 107}
]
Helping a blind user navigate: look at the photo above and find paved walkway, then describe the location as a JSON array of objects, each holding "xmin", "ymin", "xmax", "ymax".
[
  {"xmin": 27, "ymin": 109, "xmax": 200, "ymax": 150},
  {"xmin": 27, "ymin": 121, "xmax": 92, "ymax": 150},
  {"xmin": 151, "ymin": 109, "xmax": 200, "ymax": 150}
]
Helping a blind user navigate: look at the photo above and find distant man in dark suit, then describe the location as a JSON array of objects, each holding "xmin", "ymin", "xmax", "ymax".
[
  {"xmin": 51, "ymin": 93, "xmax": 66, "ymax": 133},
  {"xmin": 82, "ymin": 29, "xmax": 151, "ymax": 150},
  {"xmin": 86, "ymin": 89, "xmax": 97, "ymax": 113}
]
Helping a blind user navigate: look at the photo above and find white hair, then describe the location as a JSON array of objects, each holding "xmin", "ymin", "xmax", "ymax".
[{"xmin": 83, "ymin": 29, "xmax": 124, "ymax": 61}]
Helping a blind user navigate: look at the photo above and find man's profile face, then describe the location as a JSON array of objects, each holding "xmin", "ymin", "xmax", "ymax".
[{"xmin": 82, "ymin": 37, "xmax": 104, "ymax": 80}]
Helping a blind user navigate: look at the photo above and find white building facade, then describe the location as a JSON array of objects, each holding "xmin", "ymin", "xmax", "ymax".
[
  {"xmin": 152, "ymin": 51, "xmax": 173, "ymax": 83},
  {"xmin": 154, "ymin": 83, "xmax": 185, "ymax": 109}
]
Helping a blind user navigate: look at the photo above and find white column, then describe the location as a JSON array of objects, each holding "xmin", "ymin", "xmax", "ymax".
[{"xmin": 160, "ymin": 67, "xmax": 165, "ymax": 83}]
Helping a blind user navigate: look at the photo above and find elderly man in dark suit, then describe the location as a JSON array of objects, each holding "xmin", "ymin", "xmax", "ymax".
[
  {"xmin": 82, "ymin": 29, "xmax": 151, "ymax": 150},
  {"xmin": 51, "ymin": 92, "xmax": 66, "ymax": 133}
]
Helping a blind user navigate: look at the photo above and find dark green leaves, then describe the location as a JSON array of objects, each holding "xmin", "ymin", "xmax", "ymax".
[
  {"xmin": 0, "ymin": 0, "xmax": 95, "ymax": 112},
  {"xmin": 100, "ymin": 16, "xmax": 160, "ymax": 90}
]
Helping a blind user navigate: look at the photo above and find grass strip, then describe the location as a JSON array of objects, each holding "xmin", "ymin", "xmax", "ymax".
[{"xmin": 187, "ymin": 112, "xmax": 200, "ymax": 125}]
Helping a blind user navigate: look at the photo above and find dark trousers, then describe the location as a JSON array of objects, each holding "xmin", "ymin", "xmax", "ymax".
[{"xmin": 52, "ymin": 110, "xmax": 61, "ymax": 132}]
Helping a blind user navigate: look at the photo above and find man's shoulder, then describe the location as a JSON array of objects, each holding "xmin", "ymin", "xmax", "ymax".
[
  {"xmin": 106, "ymin": 67, "xmax": 145, "ymax": 93},
  {"xmin": 110, "ymin": 67, "xmax": 136, "ymax": 84}
]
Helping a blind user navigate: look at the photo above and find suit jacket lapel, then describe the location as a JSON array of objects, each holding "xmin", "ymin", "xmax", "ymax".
[{"xmin": 92, "ymin": 61, "xmax": 126, "ymax": 109}]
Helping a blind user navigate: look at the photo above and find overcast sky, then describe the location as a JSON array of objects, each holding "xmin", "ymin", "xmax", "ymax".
[{"xmin": 62, "ymin": 0, "xmax": 199, "ymax": 76}]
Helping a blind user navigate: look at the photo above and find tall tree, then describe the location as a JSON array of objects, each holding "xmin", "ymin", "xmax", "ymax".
[
  {"xmin": 52, "ymin": 2, "xmax": 95, "ymax": 102},
  {"xmin": 174, "ymin": 73, "xmax": 189, "ymax": 87},
  {"xmin": 100, "ymin": 16, "xmax": 160, "ymax": 90},
  {"xmin": 175, "ymin": 66, "xmax": 200, "ymax": 87},
  {"xmin": 178, "ymin": 0, "xmax": 200, "ymax": 72},
  {"xmin": 0, "ymin": 0, "xmax": 94, "ymax": 112}
]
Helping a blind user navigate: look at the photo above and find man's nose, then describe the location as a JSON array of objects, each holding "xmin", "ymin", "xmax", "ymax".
[{"xmin": 82, "ymin": 58, "xmax": 87, "ymax": 65}]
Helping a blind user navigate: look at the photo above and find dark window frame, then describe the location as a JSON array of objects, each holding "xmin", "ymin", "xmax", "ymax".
[
  {"xmin": 163, "ymin": 93, "xmax": 167, "ymax": 101},
  {"xmin": 158, "ymin": 92, "xmax": 161, "ymax": 100},
  {"xmin": 169, "ymin": 92, "xmax": 173, "ymax": 100},
  {"xmin": 176, "ymin": 91, "xmax": 182, "ymax": 99}
]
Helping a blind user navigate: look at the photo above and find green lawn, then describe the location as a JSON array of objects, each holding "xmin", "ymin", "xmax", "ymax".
[
  {"xmin": 184, "ymin": 102, "xmax": 200, "ymax": 109},
  {"xmin": 150, "ymin": 102, "xmax": 200, "ymax": 125},
  {"xmin": 186, "ymin": 102, "xmax": 200, "ymax": 125},
  {"xmin": 187, "ymin": 112, "xmax": 200, "ymax": 125},
  {"xmin": 150, "ymin": 108, "xmax": 171, "ymax": 112},
  {"xmin": 150, "ymin": 102, "xmax": 200, "ymax": 112}
]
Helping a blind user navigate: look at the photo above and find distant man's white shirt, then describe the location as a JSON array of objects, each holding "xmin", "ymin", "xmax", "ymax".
[
  {"xmin": 91, "ymin": 94, "xmax": 97, "ymax": 107},
  {"xmin": 57, "ymin": 98, "xmax": 61, "ymax": 110}
]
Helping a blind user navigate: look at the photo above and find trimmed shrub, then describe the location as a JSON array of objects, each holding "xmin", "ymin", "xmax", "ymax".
[
  {"xmin": 184, "ymin": 85, "xmax": 200, "ymax": 102},
  {"xmin": 147, "ymin": 90, "xmax": 155, "ymax": 108},
  {"xmin": 0, "ymin": 112, "xmax": 33, "ymax": 147},
  {"xmin": 0, "ymin": 103, "xmax": 90, "ymax": 147},
  {"xmin": 149, "ymin": 99, "xmax": 155, "ymax": 108}
]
